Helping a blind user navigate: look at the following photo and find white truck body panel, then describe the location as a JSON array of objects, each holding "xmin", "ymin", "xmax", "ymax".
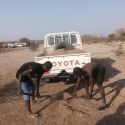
[{"xmin": 35, "ymin": 53, "xmax": 91, "ymax": 76}]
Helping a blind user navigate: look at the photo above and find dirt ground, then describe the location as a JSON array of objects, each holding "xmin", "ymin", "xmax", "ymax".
[{"xmin": 0, "ymin": 43, "xmax": 125, "ymax": 125}]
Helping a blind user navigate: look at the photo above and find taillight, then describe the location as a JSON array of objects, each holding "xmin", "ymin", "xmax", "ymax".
[{"xmin": 44, "ymin": 72, "xmax": 49, "ymax": 74}]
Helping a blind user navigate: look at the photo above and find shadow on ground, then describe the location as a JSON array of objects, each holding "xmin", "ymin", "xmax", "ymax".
[
  {"xmin": 91, "ymin": 57, "xmax": 120, "ymax": 82},
  {"xmin": 36, "ymin": 85, "xmax": 75, "ymax": 114},
  {"xmin": 95, "ymin": 102, "xmax": 125, "ymax": 125},
  {"xmin": 0, "ymin": 79, "xmax": 19, "ymax": 103},
  {"xmin": 37, "ymin": 57, "xmax": 123, "ymax": 110},
  {"xmin": 0, "ymin": 57, "xmax": 123, "ymax": 113},
  {"xmin": 92, "ymin": 79, "xmax": 125, "ymax": 106},
  {"xmin": 105, "ymin": 79, "xmax": 125, "ymax": 105}
]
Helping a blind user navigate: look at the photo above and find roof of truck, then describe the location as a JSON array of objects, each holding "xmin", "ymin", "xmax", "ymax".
[{"xmin": 45, "ymin": 31, "xmax": 80, "ymax": 36}]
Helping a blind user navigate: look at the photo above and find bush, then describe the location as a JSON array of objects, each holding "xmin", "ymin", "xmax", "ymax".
[
  {"xmin": 19, "ymin": 37, "xmax": 30, "ymax": 46},
  {"xmin": 55, "ymin": 42, "xmax": 74, "ymax": 50},
  {"xmin": 112, "ymin": 42, "xmax": 124, "ymax": 56}
]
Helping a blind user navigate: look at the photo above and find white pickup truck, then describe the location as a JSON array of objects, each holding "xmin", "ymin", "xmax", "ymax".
[{"xmin": 35, "ymin": 31, "xmax": 91, "ymax": 78}]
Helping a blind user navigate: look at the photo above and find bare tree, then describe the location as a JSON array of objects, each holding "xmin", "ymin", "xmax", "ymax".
[{"xmin": 81, "ymin": 34, "xmax": 105, "ymax": 43}]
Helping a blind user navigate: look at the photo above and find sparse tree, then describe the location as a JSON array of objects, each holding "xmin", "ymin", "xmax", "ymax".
[
  {"xmin": 107, "ymin": 34, "xmax": 116, "ymax": 41},
  {"xmin": 19, "ymin": 37, "xmax": 30, "ymax": 46},
  {"xmin": 81, "ymin": 34, "xmax": 105, "ymax": 43}
]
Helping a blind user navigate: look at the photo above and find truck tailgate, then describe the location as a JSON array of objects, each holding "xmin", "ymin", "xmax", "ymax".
[{"xmin": 35, "ymin": 53, "xmax": 91, "ymax": 76}]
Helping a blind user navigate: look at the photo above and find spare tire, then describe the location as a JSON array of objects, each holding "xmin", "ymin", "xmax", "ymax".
[{"xmin": 55, "ymin": 42, "xmax": 74, "ymax": 50}]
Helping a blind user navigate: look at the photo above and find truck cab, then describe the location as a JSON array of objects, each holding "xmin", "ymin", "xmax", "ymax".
[{"xmin": 43, "ymin": 31, "xmax": 83, "ymax": 53}]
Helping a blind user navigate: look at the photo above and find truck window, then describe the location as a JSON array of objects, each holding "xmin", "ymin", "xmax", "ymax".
[
  {"xmin": 55, "ymin": 35, "xmax": 62, "ymax": 44},
  {"xmin": 71, "ymin": 34, "xmax": 77, "ymax": 44},
  {"xmin": 47, "ymin": 36, "xmax": 54, "ymax": 46},
  {"xmin": 63, "ymin": 35, "xmax": 70, "ymax": 43}
]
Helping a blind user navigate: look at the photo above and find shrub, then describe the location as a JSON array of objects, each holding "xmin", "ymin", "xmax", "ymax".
[{"xmin": 55, "ymin": 42, "xmax": 74, "ymax": 50}]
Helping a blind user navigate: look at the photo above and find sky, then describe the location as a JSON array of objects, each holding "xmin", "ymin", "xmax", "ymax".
[{"xmin": 0, "ymin": 0, "xmax": 125, "ymax": 41}]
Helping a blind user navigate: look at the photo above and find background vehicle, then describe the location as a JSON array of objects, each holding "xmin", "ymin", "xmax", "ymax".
[{"xmin": 7, "ymin": 43, "xmax": 17, "ymax": 48}]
